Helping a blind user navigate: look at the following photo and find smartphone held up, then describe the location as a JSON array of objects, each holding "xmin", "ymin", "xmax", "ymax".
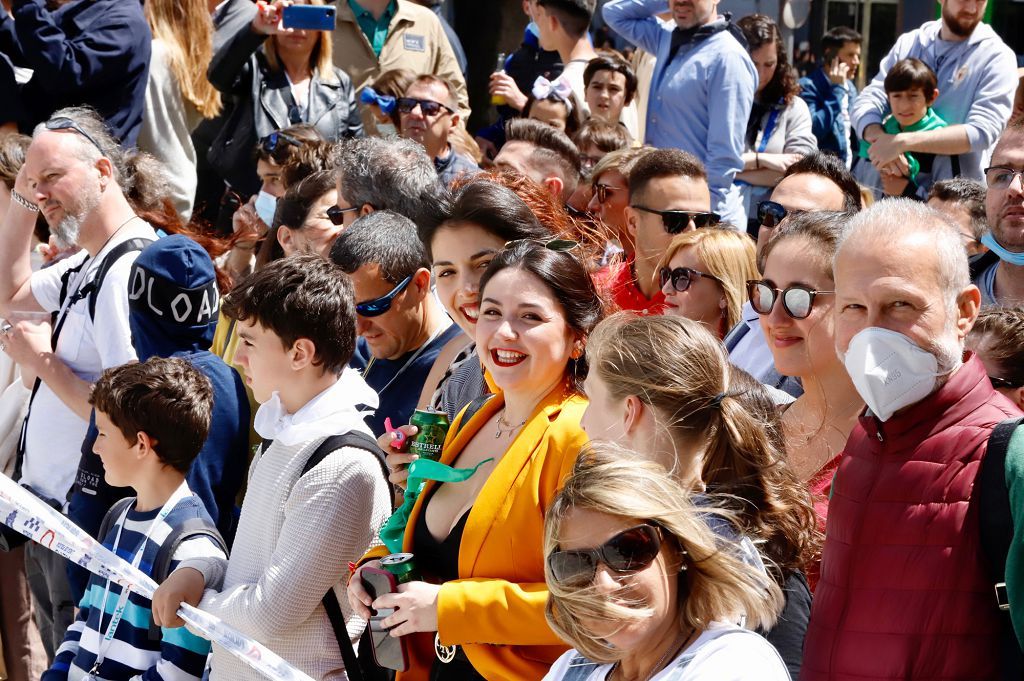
[{"xmin": 281, "ymin": 4, "xmax": 337, "ymax": 31}]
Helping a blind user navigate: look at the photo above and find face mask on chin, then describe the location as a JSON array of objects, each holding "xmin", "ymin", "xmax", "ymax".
[{"xmin": 840, "ymin": 327, "xmax": 944, "ymax": 422}]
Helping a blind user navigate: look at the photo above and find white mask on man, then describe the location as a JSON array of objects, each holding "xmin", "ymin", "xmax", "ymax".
[
  {"xmin": 840, "ymin": 327, "xmax": 943, "ymax": 421},
  {"xmin": 254, "ymin": 190, "xmax": 278, "ymax": 227}
]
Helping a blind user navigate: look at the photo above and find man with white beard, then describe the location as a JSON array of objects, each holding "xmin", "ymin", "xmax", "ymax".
[
  {"xmin": 801, "ymin": 199, "xmax": 1024, "ymax": 681},
  {"xmin": 0, "ymin": 106, "xmax": 156, "ymax": 658}
]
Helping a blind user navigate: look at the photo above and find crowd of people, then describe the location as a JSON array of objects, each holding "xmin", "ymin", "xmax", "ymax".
[{"xmin": 0, "ymin": 0, "xmax": 1023, "ymax": 680}]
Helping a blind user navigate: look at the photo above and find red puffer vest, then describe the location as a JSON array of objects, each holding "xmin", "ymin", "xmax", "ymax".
[{"xmin": 801, "ymin": 355, "xmax": 1022, "ymax": 681}]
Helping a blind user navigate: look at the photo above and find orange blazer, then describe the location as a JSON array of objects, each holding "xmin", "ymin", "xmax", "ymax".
[{"xmin": 365, "ymin": 386, "xmax": 588, "ymax": 681}]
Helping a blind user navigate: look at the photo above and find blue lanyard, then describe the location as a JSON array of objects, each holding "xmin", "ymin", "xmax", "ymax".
[{"xmin": 757, "ymin": 107, "xmax": 782, "ymax": 153}]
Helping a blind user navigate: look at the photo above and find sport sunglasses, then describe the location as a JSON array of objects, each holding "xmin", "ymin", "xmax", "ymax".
[
  {"xmin": 631, "ymin": 206, "xmax": 720, "ymax": 233},
  {"xmin": 659, "ymin": 266, "xmax": 722, "ymax": 293},
  {"xmin": 547, "ymin": 523, "xmax": 663, "ymax": 585},
  {"xmin": 355, "ymin": 275, "xmax": 413, "ymax": 317},
  {"xmin": 747, "ymin": 280, "xmax": 834, "ymax": 320},
  {"xmin": 396, "ymin": 97, "xmax": 454, "ymax": 117}
]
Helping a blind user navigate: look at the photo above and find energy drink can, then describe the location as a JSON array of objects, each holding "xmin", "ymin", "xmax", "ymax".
[
  {"xmin": 380, "ymin": 553, "xmax": 419, "ymax": 584},
  {"xmin": 409, "ymin": 409, "xmax": 450, "ymax": 462}
]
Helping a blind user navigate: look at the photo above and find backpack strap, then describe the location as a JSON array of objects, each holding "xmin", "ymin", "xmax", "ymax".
[
  {"xmin": 83, "ymin": 237, "xmax": 153, "ymax": 321},
  {"xmin": 979, "ymin": 416, "xmax": 1024, "ymax": 680},
  {"xmin": 148, "ymin": 518, "xmax": 228, "ymax": 640},
  {"xmin": 96, "ymin": 497, "xmax": 135, "ymax": 544},
  {"xmin": 300, "ymin": 431, "xmax": 390, "ymax": 494}
]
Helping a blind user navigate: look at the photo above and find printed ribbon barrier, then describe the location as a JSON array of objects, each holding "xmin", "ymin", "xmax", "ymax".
[{"xmin": 0, "ymin": 474, "xmax": 314, "ymax": 681}]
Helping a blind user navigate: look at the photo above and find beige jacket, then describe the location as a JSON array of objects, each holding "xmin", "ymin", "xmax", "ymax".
[{"xmin": 332, "ymin": 1, "xmax": 469, "ymax": 132}]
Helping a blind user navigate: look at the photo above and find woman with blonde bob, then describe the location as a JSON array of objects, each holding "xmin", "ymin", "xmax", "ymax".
[
  {"xmin": 542, "ymin": 444, "xmax": 789, "ymax": 681},
  {"xmin": 657, "ymin": 229, "xmax": 758, "ymax": 339},
  {"xmin": 580, "ymin": 312, "xmax": 819, "ymax": 678}
]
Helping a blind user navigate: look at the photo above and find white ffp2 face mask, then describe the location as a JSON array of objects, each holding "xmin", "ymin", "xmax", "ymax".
[
  {"xmin": 375, "ymin": 121, "xmax": 398, "ymax": 137},
  {"xmin": 840, "ymin": 327, "xmax": 941, "ymax": 422},
  {"xmin": 254, "ymin": 190, "xmax": 278, "ymax": 227}
]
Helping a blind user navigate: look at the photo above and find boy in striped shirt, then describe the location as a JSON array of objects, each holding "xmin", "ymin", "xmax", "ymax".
[{"xmin": 43, "ymin": 357, "xmax": 226, "ymax": 681}]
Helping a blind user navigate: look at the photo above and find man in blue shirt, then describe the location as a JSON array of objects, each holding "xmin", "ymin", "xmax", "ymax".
[
  {"xmin": 603, "ymin": 0, "xmax": 755, "ymax": 228},
  {"xmin": 800, "ymin": 26, "xmax": 862, "ymax": 168}
]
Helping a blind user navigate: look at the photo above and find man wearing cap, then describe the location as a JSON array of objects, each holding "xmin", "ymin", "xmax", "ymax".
[
  {"xmin": 0, "ymin": 107, "xmax": 157, "ymax": 657},
  {"xmin": 603, "ymin": 0, "xmax": 756, "ymax": 227}
]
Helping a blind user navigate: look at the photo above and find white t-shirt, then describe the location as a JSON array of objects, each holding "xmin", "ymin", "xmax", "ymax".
[
  {"xmin": 543, "ymin": 623, "xmax": 790, "ymax": 681},
  {"xmin": 23, "ymin": 219, "xmax": 157, "ymax": 504}
]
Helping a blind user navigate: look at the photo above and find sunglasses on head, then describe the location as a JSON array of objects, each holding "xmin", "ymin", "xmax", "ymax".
[
  {"xmin": 396, "ymin": 97, "xmax": 454, "ymax": 117},
  {"xmin": 503, "ymin": 238, "xmax": 580, "ymax": 252},
  {"xmin": 747, "ymin": 280, "xmax": 834, "ymax": 320},
  {"xmin": 548, "ymin": 523, "xmax": 664, "ymax": 585},
  {"xmin": 356, "ymin": 275, "xmax": 413, "ymax": 317},
  {"xmin": 260, "ymin": 131, "xmax": 301, "ymax": 160},
  {"xmin": 631, "ymin": 206, "xmax": 720, "ymax": 233},
  {"xmin": 593, "ymin": 183, "xmax": 624, "ymax": 204},
  {"xmin": 45, "ymin": 117, "xmax": 104, "ymax": 154},
  {"xmin": 659, "ymin": 266, "xmax": 722, "ymax": 293},
  {"xmin": 756, "ymin": 201, "xmax": 808, "ymax": 230},
  {"xmin": 326, "ymin": 204, "xmax": 359, "ymax": 226}
]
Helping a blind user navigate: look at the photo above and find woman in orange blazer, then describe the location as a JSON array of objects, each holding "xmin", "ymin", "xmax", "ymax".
[{"xmin": 349, "ymin": 240, "xmax": 605, "ymax": 681}]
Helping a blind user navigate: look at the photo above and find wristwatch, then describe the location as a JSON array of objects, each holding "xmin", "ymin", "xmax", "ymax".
[{"xmin": 10, "ymin": 189, "xmax": 39, "ymax": 213}]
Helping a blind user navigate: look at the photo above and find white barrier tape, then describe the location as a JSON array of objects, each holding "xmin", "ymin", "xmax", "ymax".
[{"xmin": 0, "ymin": 474, "xmax": 315, "ymax": 681}]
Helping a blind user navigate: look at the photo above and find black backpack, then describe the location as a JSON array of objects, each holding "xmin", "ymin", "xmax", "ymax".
[
  {"xmin": 97, "ymin": 496, "xmax": 228, "ymax": 641},
  {"xmin": 978, "ymin": 416, "xmax": 1024, "ymax": 680}
]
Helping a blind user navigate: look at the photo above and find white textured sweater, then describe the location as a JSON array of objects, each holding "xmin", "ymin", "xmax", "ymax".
[{"xmin": 183, "ymin": 437, "xmax": 391, "ymax": 680}]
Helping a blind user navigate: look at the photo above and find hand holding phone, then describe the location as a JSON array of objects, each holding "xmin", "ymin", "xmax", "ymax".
[{"xmin": 361, "ymin": 567, "xmax": 409, "ymax": 672}]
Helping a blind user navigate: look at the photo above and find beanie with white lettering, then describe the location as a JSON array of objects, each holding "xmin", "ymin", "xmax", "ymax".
[{"xmin": 127, "ymin": 234, "xmax": 220, "ymax": 360}]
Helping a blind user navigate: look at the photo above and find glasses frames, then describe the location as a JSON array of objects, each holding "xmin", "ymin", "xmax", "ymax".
[
  {"xmin": 990, "ymin": 375, "xmax": 1024, "ymax": 390},
  {"xmin": 631, "ymin": 205, "xmax": 720, "ymax": 233},
  {"xmin": 593, "ymin": 183, "xmax": 625, "ymax": 204},
  {"xmin": 747, "ymin": 280, "xmax": 834, "ymax": 320},
  {"xmin": 45, "ymin": 117, "xmax": 105, "ymax": 154},
  {"xmin": 396, "ymin": 97, "xmax": 454, "ymax": 117},
  {"xmin": 984, "ymin": 166, "xmax": 1024, "ymax": 190},
  {"xmin": 326, "ymin": 204, "xmax": 360, "ymax": 226},
  {"xmin": 547, "ymin": 524, "xmax": 664, "ymax": 585},
  {"xmin": 659, "ymin": 266, "xmax": 722, "ymax": 293},
  {"xmin": 503, "ymin": 238, "xmax": 580, "ymax": 252},
  {"xmin": 355, "ymin": 275, "xmax": 414, "ymax": 317}
]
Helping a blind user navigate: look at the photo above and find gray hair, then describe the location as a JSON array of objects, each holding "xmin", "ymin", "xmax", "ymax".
[
  {"xmin": 836, "ymin": 198, "xmax": 970, "ymax": 315},
  {"xmin": 33, "ymin": 106, "xmax": 127, "ymax": 184},
  {"xmin": 328, "ymin": 210, "xmax": 430, "ymax": 284},
  {"xmin": 334, "ymin": 137, "xmax": 444, "ymax": 227}
]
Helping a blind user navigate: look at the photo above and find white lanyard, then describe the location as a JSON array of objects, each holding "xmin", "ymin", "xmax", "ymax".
[
  {"xmin": 88, "ymin": 482, "xmax": 191, "ymax": 676},
  {"xmin": 363, "ymin": 321, "xmax": 450, "ymax": 396}
]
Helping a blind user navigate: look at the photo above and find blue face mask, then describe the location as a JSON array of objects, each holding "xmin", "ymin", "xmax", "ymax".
[
  {"xmin": 254, "ymin": 190, "xmax": 278, "ymax": 227},
  {"xmin": 981, "ymin": 232, "xmax": 1024, "ymax": 266}
]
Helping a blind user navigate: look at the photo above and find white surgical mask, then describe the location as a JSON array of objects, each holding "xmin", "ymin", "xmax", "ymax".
[
  {"xmin": 376, "ymin": 121, "xmax": 398, "ymax": 137},
  {"xmin": 840, "ymin": 327, "xmax": 941, "ymax": 422},
  {"xmin": 254, "ymin": 190, "xmax": 278, "ymax": 226}
]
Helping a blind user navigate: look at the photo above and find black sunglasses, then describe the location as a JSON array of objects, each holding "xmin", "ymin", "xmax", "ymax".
[
  {"xmin": 355, "ymin": 275, "xmax": 413, "ymax": 317},
  {"xmin": 45, "ymin": 117, "xmax": 104, "ymax": 154},
  {"xmin": 631, "ymin": 206, "xmax": 720, "ymax": 233},
  {"xmin": 747, "ymin": 280, "xmax": 834, "ymax": 320},
  {"xmin": 756, "ymin": 201, "xmax": 809, "ymax": 230},
  {"xmin": 548, "ymin": 524, "xmax": 664, "ymax": 585},
  {"xmin": 593, "ymin": 183, "xmax": 624, "ymax": 204},
  {"xmin": 259, "ymin": 131, "xmax": 301, "ymax": 161},
  {"xmin": 396, "ymin": 97, "xmax": 454, "ymax": 117},
  {"xmin": 326, "ymin": 204, "xmax": 359, "ymax": 226},
  {"xmin": 990, "ymin": 375, "xmax": 1024, "ymax": 390},
  {"xmin": 659, "ymin": 266, "xmax": 722, "ymax": 293},
  {"xmin": 503, "ymin": 238, "xmax": 580, "ymax": 252}
]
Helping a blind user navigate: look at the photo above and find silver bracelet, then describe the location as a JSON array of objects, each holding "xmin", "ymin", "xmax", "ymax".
[{"xmin": 10, "ymin": 189, "xmax": 39, "ymax": 213}]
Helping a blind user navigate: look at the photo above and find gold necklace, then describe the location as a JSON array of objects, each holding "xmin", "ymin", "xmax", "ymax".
[{"xmin": 494, "ymin": 409, "xmax": 527, "ymax": 439}]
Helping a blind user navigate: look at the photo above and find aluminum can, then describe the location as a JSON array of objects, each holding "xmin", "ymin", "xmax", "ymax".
[
  {"xmin": 409, "ymin": 409, "xmax": 450, "ymax": 462},
  {"xmin": 380, "ymin": 553, "xmax": 419, "ymax": 584}
]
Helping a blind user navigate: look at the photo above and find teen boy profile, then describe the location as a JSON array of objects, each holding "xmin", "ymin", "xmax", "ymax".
[
  {"xmin": 44, "ymin": 357, "xmax": 225, "ymax": 681},
  {"xmin": 151, "ymin": 255, "xmax": 393, "ymax": 680}
]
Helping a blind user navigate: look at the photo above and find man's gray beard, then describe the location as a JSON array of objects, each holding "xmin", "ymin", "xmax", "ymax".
[{"xmin": 52, "ymin": 213, "xmax": 82, "ymax": 250}]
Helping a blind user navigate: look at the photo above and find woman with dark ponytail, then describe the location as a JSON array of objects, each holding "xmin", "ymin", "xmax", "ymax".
[{"xmin": 579, "ymin": 311, "xmax": 819, "ymax": 679}]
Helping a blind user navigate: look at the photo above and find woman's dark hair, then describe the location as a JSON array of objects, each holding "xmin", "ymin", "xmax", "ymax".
[
  {"xmin": 737, "ymin": 14, "xmax": 800, "ymax": 106},
  {"xmin": 583, "ymin": 53, "xmax": 638, "ymax": 104},
  {"xmin": 479, "ymin": 240, "xmax": 606, "ymax": 393},
  {"xmin": 524, "ymin": 90, "xmax": 585, "ymax": 139},
  {"xmin": 419, "ymin": 180, "xmax": 551, "ymax": 260},
  {"xmin": 256, "ymin": 170, "xmax": 336, "ymax": 269}
]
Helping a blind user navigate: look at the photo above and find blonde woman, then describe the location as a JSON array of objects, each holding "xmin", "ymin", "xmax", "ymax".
[
  {"xmin": 139, "ymin": 0, "xmax": 222, "ymax": 220},
  {"xmin": 542, "ymin": 443, "xmax": 788, "ymax": 681},
  {"xmin": 657, "ymin": 229, "xmax": 758, "ymax": 339},
  {"xmin": 208, "ymin": 0, "xmax": 362, "ymax": 198}
]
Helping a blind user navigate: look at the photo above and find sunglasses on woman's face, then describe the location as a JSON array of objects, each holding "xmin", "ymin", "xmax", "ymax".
[
  {"xmin": 659, "ymin": 266, "xmax": 722, "ymax": 293},
  {"xmin": 746, "ymin": 280, "xmax": 834, "ymax": 320},
  {"xmin": 355, "ymin": 275, "xmax": 413, "ymax": 317},
  {"xmin": 396, "ymin": 97, "xmax": 454, "ymax": 117},
  {"xmin": 593, "ymin": 183, "xmax": 624, "ymax": 204},
  {"xmin": 990, "ymin": 375, "xmax": 1024, "ymax": 390},
  {"xmin": 631, "ymin": 206, "xmax": 720, "ymax": 233},
  {"xmin": 547, "ymin": 523, "xmax": 663, "ymax": 585}
]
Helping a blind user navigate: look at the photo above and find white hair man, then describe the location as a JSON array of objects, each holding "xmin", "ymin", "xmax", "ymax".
[
  {"xmin": 0, "ymin": 106, "xmax": 157, "ymax": 655},
  {"xmin": 802, "ymin": 198, "xmax": 1022, "ymax": 681}
]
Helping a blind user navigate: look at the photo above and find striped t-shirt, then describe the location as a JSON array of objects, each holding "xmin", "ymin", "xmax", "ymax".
[{"xmin": 43, "ymin": 490, "xmax": 226, "ymax": 681}]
